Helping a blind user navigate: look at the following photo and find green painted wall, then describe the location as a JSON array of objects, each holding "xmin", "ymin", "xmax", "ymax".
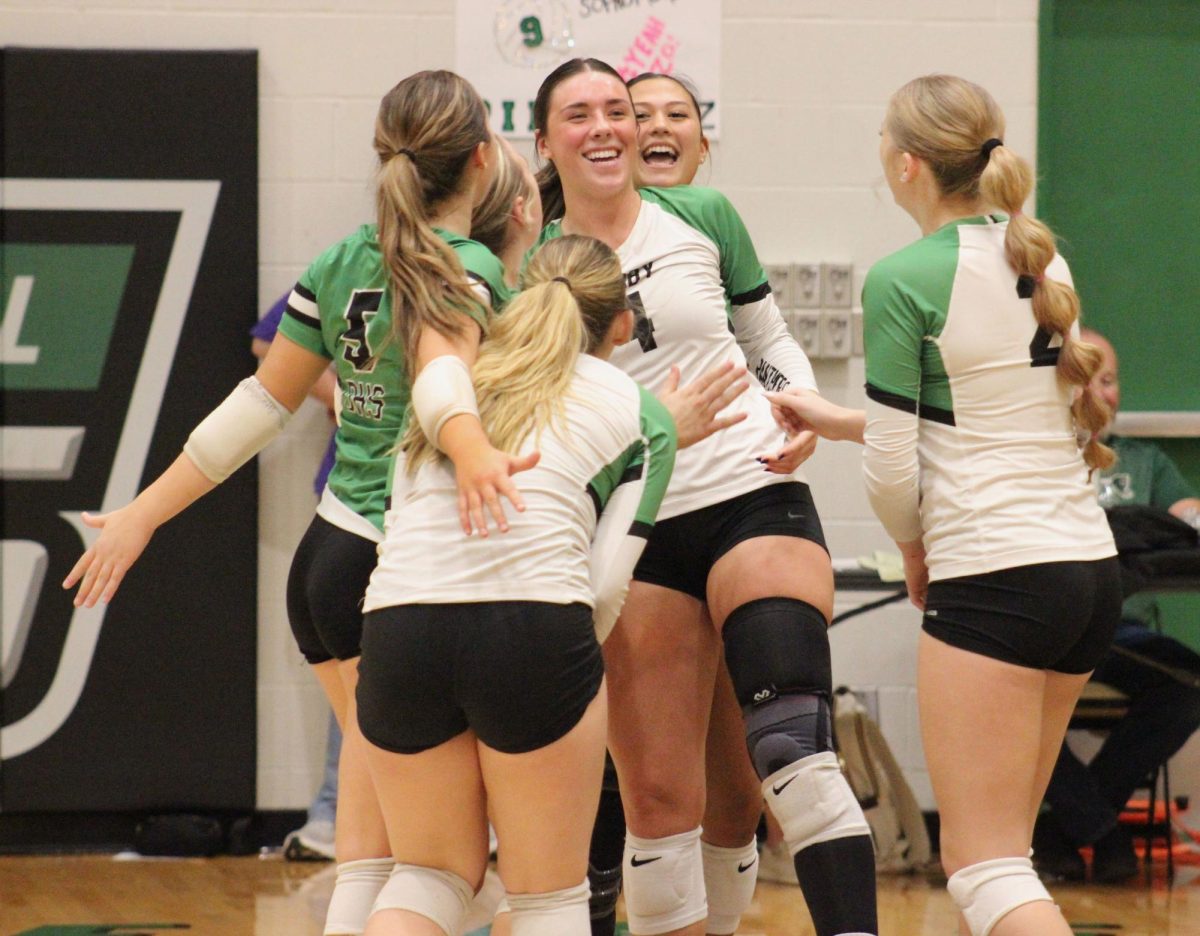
[{"xmin": 1038, "ymin": 0, "xmax": 1200, "ymax": 650}]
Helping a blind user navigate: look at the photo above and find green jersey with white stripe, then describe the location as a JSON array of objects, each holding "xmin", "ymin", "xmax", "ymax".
[
  {"xmin": 861, "ymin": 215, "xmax": 1115, "ymax": 579},
  {"xmin": 278, "ymin": 224, "xmax": 510, "ymax": 536}
]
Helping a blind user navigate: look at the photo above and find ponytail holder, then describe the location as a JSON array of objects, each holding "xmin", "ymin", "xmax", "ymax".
[
  {"xmin": 396, "ymin": 147, "xmax": 417, "ymax": 160},
  {"xmin": 552, "ymin": 276, "xmax": 572, "ymax": 290},
  {"xmin": 1016, "ymin": 273, "xmax": 1047, "ymax": 298},
  {"xmin": 980, "ymin": 138, "xmax": 1003, "ymax": 160}
]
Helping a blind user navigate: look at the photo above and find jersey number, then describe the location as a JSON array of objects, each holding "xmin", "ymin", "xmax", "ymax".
[
  {"xmin": 1029, "ymin": 326, "xmax": 1060, "ymax": 368},
  {"xmin": 343, "ymin": 289, "xmax": 384, "ymax": 372},
  {"xmin": 629, "ymin": 291, "xmax": 657, "ymax": 353}
]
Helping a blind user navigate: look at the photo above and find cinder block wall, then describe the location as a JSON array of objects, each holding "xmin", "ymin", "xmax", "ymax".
[{"xmin": 18, "ymin": 1, "xmax": 1189, "ymax": 817}]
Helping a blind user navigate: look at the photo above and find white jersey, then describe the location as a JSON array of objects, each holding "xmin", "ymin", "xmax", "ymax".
[
  {"xmin": 364, "ymin": 355, "xmax": 676, "ymax": 632},
  {"xmin": 538, "ymin": 186, "xmax": 818, "ymax": 520},
  {"xmin": 861, "ymin": 215, "xmax": 1116, "ymax": 580}
]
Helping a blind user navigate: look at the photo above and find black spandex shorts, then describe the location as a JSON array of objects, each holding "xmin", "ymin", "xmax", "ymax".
[
  {"xmin": 922, "ymin": 557, "xmax": 1122, "ymax": 673},
  {"xmin": 357, "ymin": 600, "xmax": 604, "ymax": 755},
  {"xmin": 633, "ymin": 482, "xmax": 827, "ymax": 601},
  {"xmin": 286, "ymin": 514, "xmax": 378, "ymax": 665}
]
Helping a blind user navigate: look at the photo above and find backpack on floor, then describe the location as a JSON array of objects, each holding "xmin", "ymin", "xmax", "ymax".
[{"xmin": 832, "ymin": 686, "xmax": 933, "ymax": 873}]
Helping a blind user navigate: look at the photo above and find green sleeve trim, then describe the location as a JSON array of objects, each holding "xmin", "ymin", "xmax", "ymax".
[
  {"xmin": 640, "ymin": 187, "xmax": 767, "ymax": 302},
  {"xmin": 634, "ymin": 384, "xmax": 677, "ymax": 526}
]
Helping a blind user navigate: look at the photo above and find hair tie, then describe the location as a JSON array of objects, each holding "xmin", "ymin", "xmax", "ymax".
[
  {"xmin": 552, "ymin": 276, "xmax": 572, "ymax": 290},
  {"xmin": 980, "ymin": 138, "xmax": 1003, "ymax": 160},
  {"xmin": 396, "ymin": 147, "xmax": 417, "ymax": 160}
]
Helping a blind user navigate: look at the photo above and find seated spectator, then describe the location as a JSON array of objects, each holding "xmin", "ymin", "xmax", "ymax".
[{"xmin": 1034, "ymin": 328, "xmax": 1200, "ymax": 883}]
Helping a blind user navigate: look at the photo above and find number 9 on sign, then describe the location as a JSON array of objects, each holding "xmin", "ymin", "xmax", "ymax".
[{"xmin": 494, "ymin": 0, "xmax": 574, "ymax": 68}]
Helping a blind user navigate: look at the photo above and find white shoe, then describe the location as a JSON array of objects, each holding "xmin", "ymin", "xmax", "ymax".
[
  {"xmin": 756, "ymin": 841, "xmax": 798, "ymax": 886},
  {"xmin": 283, "ymin": 818, "xmax": 336, "ymax": 862}
]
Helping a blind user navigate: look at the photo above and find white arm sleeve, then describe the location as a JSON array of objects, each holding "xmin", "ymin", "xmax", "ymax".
[
  {"xmin": 733, "ymin": 291, "xmax": 818, "ymax": 394},
  {"xmin": 411, "ymin": 355, "xmax": 479, "ymax": 450},
  {"xmin": 589, "ymin": 475, "xmax": 651, "ymax": 644},
  {"xmin": 862, "ymin": 397, "xmax": 924, "ymax": 544},
  {"xmin": 184, "ymin": 376, "xmax": 293, "ymax": 483}
]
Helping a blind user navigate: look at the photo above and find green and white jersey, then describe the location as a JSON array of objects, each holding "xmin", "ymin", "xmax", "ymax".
[
  {"xmin": 537, "ymin": 186, "xmax": 816, "ymax": 519},
  {"xmin": 861, "ymin": 215, "xmax": 1115, "ymax": 580},
  {"xmin": 278, "ymin": 224, "xmax": 510, "ymax": 538},
  {"xmin": 364, "ymin": 355, "xmax": 676, "ymax": 639}
]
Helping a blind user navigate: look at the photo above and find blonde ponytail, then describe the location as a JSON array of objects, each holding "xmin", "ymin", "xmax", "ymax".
[
  {"xmin": 373, "ymin": 70, "xmax": 493, "ymax": 381},
  {"xmin": 888, "ymin": 74, "xmax": 1113, "ymax": 470},
  {"xmin": 403, "ymin": 235, "xmax": 628, "ymax": 474}
]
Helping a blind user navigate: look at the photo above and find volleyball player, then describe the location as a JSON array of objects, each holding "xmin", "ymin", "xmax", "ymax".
[
  {"xmin": 767, "ymin": 74, "xmax": 1120, "ymax": 936},
  {"xmin": 63, "ymin": 69, "xmax": 531, "ymax": 936},
  {"xmin": 355, "ymin": 235, "xmax": 676, "ymax": 936},
  {"xmin": 533, "ymin": 58, "xmax": 879, "ymax": 936}
]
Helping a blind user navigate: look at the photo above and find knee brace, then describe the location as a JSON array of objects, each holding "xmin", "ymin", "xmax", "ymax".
[
  {"xmin": 588, "ymin": 860, "xmax": 622, "ymax": 926},
  {"xmin": 369, "ymin": 862, "xmax": 473, "ymax": 936},
  {"xmin": 762, "ymin": 751, "xmax": 870, "ymax": 855},
  {"xmin": 324, "ymin": 857, "xmax": 392, "ymax": 936},
  {"xmin": 622, "ymin": 827, "xmax": 706, "ymax": 935},
  {"xmin": 506, "ymin": 880, "xmax": 590, "ymax": 935},
  {"xmin": 947, "ymin": 857, "xmax": 1054, "ymax": 936},
  {"xmin": 723, "ymin": 598, "xmax": 834, "ymax": 778},
  {"xmin": 701, "ymin": 838, "xmax": 758, "ymax": 936}
]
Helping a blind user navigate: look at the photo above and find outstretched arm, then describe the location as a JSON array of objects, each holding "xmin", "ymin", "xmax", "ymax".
[{"xmin": 63, "ymin": 335, "xmax": 330, "ymax": 607}]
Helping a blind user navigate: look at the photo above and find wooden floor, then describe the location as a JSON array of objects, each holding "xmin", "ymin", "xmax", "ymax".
[{"xmin": 1, "ymin": 853, "xmax": 1197, "ymax": 935}]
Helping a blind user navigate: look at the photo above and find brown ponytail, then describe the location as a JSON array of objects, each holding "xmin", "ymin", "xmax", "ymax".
[
  {"xmin": 373, "ymin": 70, "xmax": 493, "ymax": 381},
  {"xmin": 887, "ymin": 74, "xmax": 1113, "ymax": 470}
]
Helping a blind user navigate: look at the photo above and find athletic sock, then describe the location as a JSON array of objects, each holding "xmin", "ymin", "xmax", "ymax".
[{"xmin": 792, "ymin": 835, "xmax": 878, "ymax": 936}]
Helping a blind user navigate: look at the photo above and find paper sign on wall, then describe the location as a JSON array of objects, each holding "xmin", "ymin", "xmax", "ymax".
[{"xmin": 456, "ymin": 0, "xmax": 721, "ymax": 139}]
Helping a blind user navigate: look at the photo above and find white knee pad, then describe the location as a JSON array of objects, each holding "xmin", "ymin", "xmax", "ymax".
[
  {"xmin": 506, "ymin": 880, "xmax": 591, "ymax": 935},
  {"xmin": 947, "ymin": 856, "xmax": 1054, "ymax": 936},
  {"xmin": 369, "ymin": 862, "xmax": 474, "ymax": 936},
  {"xmin": 324, "ymin": 857, "xmax": 392, "ymax": 936},
  {"xmin": 701, "ymin": 838, "xmax": 759, "ymax": 936},
  {"xmin": 762, "ymin": 750, "xmax": 871, "ymax": 855},
  {"xmin": 622, "ymin": 827, "xmax": 707, "ymax": 936}
]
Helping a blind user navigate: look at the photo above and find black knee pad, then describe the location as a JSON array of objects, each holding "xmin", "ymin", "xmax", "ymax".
[
  {"xmin": 723, "ymin": 598, "xmax": 834, "ymax": 779},
  {"xmin": 722, "ymin": 597, "xmax": 832, "ymax": 707}
]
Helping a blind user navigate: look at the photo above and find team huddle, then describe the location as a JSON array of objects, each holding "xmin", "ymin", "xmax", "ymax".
[{"xmin": 64, "ymin": 59, "xmax": 1119, "ymax": 936}]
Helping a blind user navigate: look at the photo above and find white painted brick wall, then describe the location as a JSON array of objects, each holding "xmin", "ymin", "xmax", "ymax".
[{"xmin": 13, "ymin": 0, "xmax": 1189, "ymax": 818}]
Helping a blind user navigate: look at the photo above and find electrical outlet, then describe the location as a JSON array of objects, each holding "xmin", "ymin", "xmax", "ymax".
[
  {"xmin": 852, "ymin": 309, "xmax": 865, "ymax": 356},
  {"xmin": 793, "ymin": 263, "xmax": 821, "ymax": 308},
  {"xmin": 821, "ymin": 309, "xmax": 852, "ymax": 358},
  {"xmin": 764, "ymin": 265, "xmax": 793, "ymax": 309},
  {"xmin": 821, "ymin": 262, "xmax": 854, "ymax": 308},
  {"xmin": 790, "ymin": 310, "xmax": 822, "ymax": 358}
]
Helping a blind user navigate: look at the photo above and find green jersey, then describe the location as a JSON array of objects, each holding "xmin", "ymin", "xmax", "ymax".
[{"xmin": 278, "ymin": 224, "xmax": 510, "ymax": 535}]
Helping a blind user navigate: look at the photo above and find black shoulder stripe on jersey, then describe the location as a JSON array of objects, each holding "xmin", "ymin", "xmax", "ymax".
[
  {"xmin": 619, "ymin": 462, "xmax": 644, "ymax": 485},
  {"xmin": 294, "ymin": 282, "xmax": 317, "ymax": 303},
  {"xmin": 866, "ymin": 383, "xmax": 956, "ymax": 426},
  {"xmin": 866, "ymin": 383, "xmax": 916, "ymax": 414},
  {"xmin": 918, "ymin": 402, "xmax": 956, "ymax": 426},
  {"xmin": 285, "ymin": 304, "xmax": 321, "ymax": 329},
  {"xmin": 586, "ymin": 484, "xmax": 603, "ymax": 517},
  {"xmin": 629, "ymin": 520, "xmax": 654, "ymax": 539},
  {"xmin": 731, "ymin": 281, "xmax": 771, "ymax": 307}
]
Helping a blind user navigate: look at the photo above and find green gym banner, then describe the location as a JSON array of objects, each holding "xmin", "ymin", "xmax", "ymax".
[{"xmin": 0, "ymin": 49, "xmax": 258, "ymax": 816}]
